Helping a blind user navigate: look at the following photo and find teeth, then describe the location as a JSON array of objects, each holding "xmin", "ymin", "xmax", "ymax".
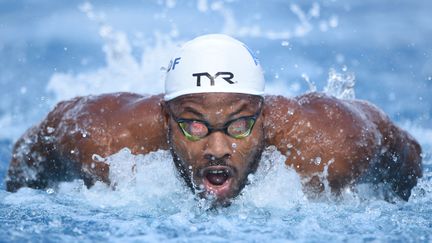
[{"xmin": 209, "ymin": 170, "xmax": 226, "ymax": 174}]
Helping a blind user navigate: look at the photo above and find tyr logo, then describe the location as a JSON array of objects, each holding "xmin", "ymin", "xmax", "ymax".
[{"xmin": 192, "ymin": 72, "xmax": 235, "ymax": 86}]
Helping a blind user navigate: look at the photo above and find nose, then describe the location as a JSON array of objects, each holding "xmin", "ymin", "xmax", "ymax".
[{"xmin": 203, "ymin": 131, "xmax": 232, "ymax": 161}]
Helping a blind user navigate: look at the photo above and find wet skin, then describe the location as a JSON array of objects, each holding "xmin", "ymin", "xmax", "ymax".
[
  {"xmin": 6, "ymin": 92, "xmax": 422, "ymax": 201},
  {"xmin": 165, "ymin": 94, "xmax": 264, "ymax": 204}
]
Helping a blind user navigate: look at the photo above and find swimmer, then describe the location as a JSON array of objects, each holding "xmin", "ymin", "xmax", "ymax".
[{"xmin": 6, "ymin": 34, "xmax": 422, "ymax": 204}]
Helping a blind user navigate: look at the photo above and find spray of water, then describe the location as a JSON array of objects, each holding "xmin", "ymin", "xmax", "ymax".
[
  {"xmin": 323, "ymin": 68, "xmax": 356, "ymax": 99},
  {"xmin": 46, "ymin": 1, "xmax": 339, "ymax": 103},
  {"xmin": 46, "ymin": 2, "xmax": 179, "ymax": 102}
]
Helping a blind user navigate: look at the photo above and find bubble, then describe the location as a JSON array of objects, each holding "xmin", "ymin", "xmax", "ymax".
[
  {"xmin": 231, "ymin": 143, "xmax": 237, "ymax": 149},
  {"xmin": 281, "ymin": 41, "xmax": 290, "ymax": 47}
]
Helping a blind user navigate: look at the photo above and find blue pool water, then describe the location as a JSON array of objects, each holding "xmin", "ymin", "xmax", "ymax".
[{"xmin": 1, "ymin": 0, "xmax": 431, "ymax": 242}]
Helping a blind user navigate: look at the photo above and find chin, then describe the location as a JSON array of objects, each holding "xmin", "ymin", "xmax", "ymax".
[{"xmin": 168, "ymin": 136, "xmax": 265, "ymax": 206}]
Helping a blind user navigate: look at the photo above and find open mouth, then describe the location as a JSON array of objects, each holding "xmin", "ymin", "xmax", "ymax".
[
  {"xmin": 200, "ymin": 166, "xmax": 235, "ymax": 199},
  {"xmin": 205, "ymin": 168, "xmax": 230, "ymax": 185}
]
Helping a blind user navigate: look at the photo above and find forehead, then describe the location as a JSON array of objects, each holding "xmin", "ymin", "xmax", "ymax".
[{"xmin": 167, "ymin": 93, "xmax": 262, "ymax": 114}]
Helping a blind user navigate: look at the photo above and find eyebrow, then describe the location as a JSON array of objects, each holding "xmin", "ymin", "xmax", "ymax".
[
  {"xmin": 228, "ymin": 103, "xmax": 249, "ymax": 119},
  {"xmin": 178, "ymin": 106, "xmax": 205, "ymax": 119}
]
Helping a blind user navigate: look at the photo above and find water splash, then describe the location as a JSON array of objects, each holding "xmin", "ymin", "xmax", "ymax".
[
  {"xmin": 323, "ymin": 68, "xmax": 356, "ymax": 99},
  {"xmin": 45, "ymin": 1, "xmax": 340, "ymax": 103},
  {"xmin": 46, "ymin": 2, "xmax": 178, "ymax": 102},
  {"xmin": 89, "ymin": 146, "xmax": 306, "ymax": 210},
  {"xmin": 227, "ymin": 2, "xmax": 337, "ymax": 40},
  {"xmin": 2, "ymin": 143, "xmax": 431, "ymax": 242},
  {"xmin": 240, "ymin": 146, "xmax": 306, "ymax": 209}
]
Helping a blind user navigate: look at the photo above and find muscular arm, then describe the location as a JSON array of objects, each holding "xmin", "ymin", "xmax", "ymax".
[
  {"xmin": 6, "ymin": 93, "xmax": 168, "ymax": 191},
  {"xmin": 264, "ymin": 93, "xmax": 422, "ymax": 200}
]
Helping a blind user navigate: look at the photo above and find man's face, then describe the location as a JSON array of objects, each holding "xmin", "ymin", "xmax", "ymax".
[{"xmin": 166, "ymin": 93, "xmax": 265, "ymax": 205}]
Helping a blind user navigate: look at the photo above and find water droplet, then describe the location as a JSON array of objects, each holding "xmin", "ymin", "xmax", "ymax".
[
  {"xmin": 47, "ymin": 127, "xmax": 55, "ymax": 134},
  {"xmin": 247, "ymin": 173, "xmax": 255, "ymax": 182},
  {"xmin": 329, "ymin": 15, "xmax": 338, "ymax": 28},
  {"xmin": 20, "ymin": 86, "xmax": 27, "ymax": 94},
  {"xmin": 281, "ymin": 40, "xmax": 290, "ymax": 47},
  {"xmin": 313, "ymin": 157, "xmax": 322, "ymax": 165},
  {"xmin": 92, "ymin": 154, "xmax": 105, "ymax": 162}
]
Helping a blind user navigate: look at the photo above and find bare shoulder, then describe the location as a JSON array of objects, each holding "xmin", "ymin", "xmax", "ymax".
[
  {"xmin": 46, "ymin": 92, "xmax": 166, "ymax": 157},
  {"xmin": 264, "ymin": 92, "xmax": 382, "ymax": 147},
  {"xmin": 6, "ymin": 92, "xmax": 167, "ymax": 191},
  {"xmin": 264, "ymin": 92, "xmax": 422, "ymax": 199},
  {"xmin": 264, "ymin": 93, "xmax": 383, "ymax": 184}
]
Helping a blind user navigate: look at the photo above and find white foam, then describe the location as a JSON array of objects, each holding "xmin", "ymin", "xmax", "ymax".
[{"xmin": 239, "ymin": 146, "xmax": 306, "ymax": 209}]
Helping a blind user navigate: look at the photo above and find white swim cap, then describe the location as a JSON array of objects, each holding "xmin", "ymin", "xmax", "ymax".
[{"xmin": 164, "ymin": 34, "xmax": 265, "ymax": 101}]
